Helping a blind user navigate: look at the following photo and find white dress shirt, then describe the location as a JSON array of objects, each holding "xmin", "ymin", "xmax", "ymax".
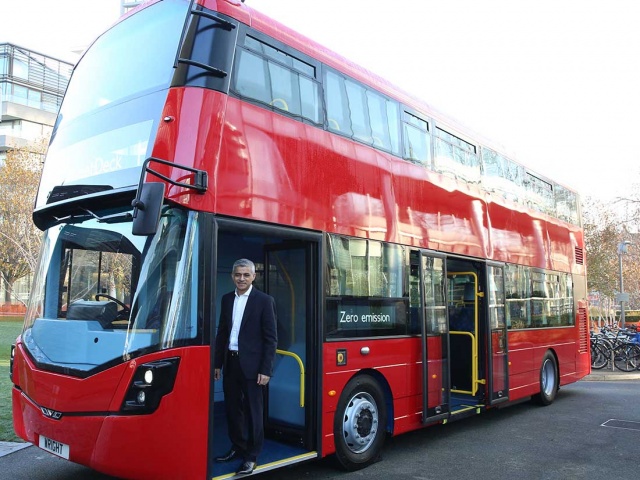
[{"xmin": 229, "ymin": 285, "xmax": 252, "ymax": 351}]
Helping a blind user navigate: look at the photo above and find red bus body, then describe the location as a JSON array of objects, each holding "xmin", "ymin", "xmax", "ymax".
[{"xmin": 11, "ymin": 1, "xmax": 589, "ymax": 478}]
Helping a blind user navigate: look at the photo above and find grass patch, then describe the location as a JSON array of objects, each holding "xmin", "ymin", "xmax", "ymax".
[{"xmin": 0, "ymin": 319, "xmax": 24, "ymax": 442}]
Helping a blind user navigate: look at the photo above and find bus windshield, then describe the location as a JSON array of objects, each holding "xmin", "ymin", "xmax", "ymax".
[
  {"xmin": 22, "ymin": 206, "xmax": 200, "ymax": 377},
  {"xmin": 35, "ymin": 0, "xmax": 190, "ymax": 209}
]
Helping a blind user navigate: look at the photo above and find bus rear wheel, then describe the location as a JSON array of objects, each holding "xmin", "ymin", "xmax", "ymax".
[
  {"xmin": 533, "ymin": 351, "xmax": 558, "ymax": 406},
  {"xmin": 334, "ymin": 374, "xmax": 387, "ymax": 471}
]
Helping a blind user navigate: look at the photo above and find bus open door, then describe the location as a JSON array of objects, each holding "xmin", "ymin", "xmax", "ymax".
[{"xmin": 210, "ymin": 222, "xmax": 320, "ymax": 478}]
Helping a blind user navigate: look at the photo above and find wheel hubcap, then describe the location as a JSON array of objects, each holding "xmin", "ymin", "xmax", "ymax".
[
  {"xmin": 342, "ymin": 392, "xmax": 379, "ymax": 454},
  {"xmin": 541, "ymin": 359, "xmax": 556, "ymax": 396}
]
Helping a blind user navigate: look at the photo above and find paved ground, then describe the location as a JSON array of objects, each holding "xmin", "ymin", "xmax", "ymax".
[
  {"xmin": 0, "ymin": 441, "xmax": 29, "ymax": 458},
  {"xmin": 581, "ymin": 367, "xmax": 640, "ymax": 382},
  {"xmin": 2, "ymin": 368, "xmax": 638, "ymax": 460}
]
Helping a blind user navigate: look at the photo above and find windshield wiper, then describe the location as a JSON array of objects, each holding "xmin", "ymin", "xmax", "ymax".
[
  {"xmin": 52, "ymin": 212, "xmax": 93, "ymax": 224},
  {"xmin": 80, "ymin": 208, "xmax": 133, "ymax": 224}
]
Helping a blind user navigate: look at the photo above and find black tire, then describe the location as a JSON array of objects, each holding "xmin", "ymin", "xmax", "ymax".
[
  {"xmin": 591, "ymin": 342, "xmax": 609, "ymax": 369},
  {"xmin": 613, "ymin": 344, "xmax": 640, "ymax": 372},
  {"xmin": 334, "ymin": 375, "xmax": 387, "ymax": 471},
  {"xmin": 533, "ymin": 351, "xmax": 558, "ymax": 406}
]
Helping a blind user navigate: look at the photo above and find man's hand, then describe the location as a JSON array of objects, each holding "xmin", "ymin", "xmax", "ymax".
[
  {"xmin": 257, "ymin": 374, "xmax": 270, "ymax": 386},
  {"xmin": 214, "ymin": 368, "xmax": 221, "ymax": 381}
]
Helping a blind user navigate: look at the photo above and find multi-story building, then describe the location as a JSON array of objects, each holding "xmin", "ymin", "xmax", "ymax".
[
  {"xmin": 0, "ymin": 43, "xmax": 72, "ymax": 309},
  {"xmin": 0, "ymin": 43, "xmax": 73, "ymax": 162}
]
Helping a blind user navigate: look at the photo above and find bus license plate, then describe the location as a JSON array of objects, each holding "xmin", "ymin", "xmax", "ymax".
[{"xmin": 39, "ymin": 434, "xmax": 70, "ymax": 459}]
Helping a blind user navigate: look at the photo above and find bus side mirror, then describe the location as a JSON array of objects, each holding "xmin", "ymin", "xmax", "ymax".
[{"xmin": 132, "ymin": 182, "xmax": 165, "ymax": 236}]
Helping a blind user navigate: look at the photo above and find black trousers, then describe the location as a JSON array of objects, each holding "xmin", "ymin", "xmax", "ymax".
[{"xmin": 222, "ymin": 352, "xmax": 265, "ymax": 462}]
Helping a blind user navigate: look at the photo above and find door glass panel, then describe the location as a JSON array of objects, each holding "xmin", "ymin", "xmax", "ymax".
[
  {"xmin": 424, "ymin": 257, "xmax": 447, "ymax": 335},
  {"xmin": 420, "ymin": 253, "xmax": 448, "ymax": 421},
  {"xmin": 266, "ymin": 247, "xmax": 307, "ymax": 429},
  {"xmin": 488, "ymin": 265, "xmax": 508, "ymax": 403}
]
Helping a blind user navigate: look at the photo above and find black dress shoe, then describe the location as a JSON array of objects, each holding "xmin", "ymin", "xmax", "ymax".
[
  {"xmin": 215, "ymin": 449, "xmax": 238, "ymax": 462},
  {"xmin": 236, "ymin": 461, "xmax": 256, "ymax": 475}
]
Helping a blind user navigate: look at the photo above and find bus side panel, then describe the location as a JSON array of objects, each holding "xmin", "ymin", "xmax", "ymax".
[
  {"xmin": 573, "ymin": 301, "xmax": 592, "ymax": 382},
  {"xmin": 321, "ymin": 338, "xmax": 425, "ymax": 456},
  {"xmin": 546, "ymin": 220, "xmax": 585, "ymax": 275},
  {"xmin": 322, "ymin": 410, "xmax": 335, "ymax": 457},
  {"xmin": 572, "ymin": 350, "xmax": 591, "ymax": 383},
  {"xmin": 151, "ymin": 86, "xmax": 226, "ymax": 215},
  {"xmin": 485, "ymin": 202, "xmax": 548, "ymax": 267},
  {"xmin": 507, "ymin": 328, "xmax": 580, "ymax": 401},
  {"xmin": 507, "ymin": 330, "xmax": 537, "ymax": 399},
  {"xmin": 425, "ymin": 335, "xmax": 445, "ymax": 412},
  {"xmin": 389, "ymin": 158, "xmax": 486, "ymax": 255},
  {"xmin": 218, "ymin": 97, "xmax": 394, "ymax": 239}
]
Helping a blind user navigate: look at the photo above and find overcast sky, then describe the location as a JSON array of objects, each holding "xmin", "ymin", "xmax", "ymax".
[{"xmin": 3, "ymin": 0, "xmax": 639, "ymax": 203}]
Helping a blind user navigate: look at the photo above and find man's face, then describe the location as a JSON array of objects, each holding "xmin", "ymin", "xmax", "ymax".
[{"xmin": 233, "ymin": 266, "xmax": 255, "ymax": 295}]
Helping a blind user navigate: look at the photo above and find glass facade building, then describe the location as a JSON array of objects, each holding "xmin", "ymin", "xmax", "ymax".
[
  {"xmin": 0, "ymin": 43, "xmax": 73, "ymax": 161},
  {"xmin": 0, "ymin": 43, "xmax": 72, "ymax": 309}
]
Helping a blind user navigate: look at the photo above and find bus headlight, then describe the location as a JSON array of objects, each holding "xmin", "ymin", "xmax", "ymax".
[{"xmin": 121, "ymin": 357, "xmax": 180, "ymax": 414}]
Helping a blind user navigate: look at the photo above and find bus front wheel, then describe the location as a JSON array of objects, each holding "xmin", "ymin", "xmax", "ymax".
[
  {"xmin": 334, "ymin": 374, "xmax": 387, "ymax": 471},
  {"xmin": 533, "ymin": 351, "xmax": 558, "ymax": 406}
]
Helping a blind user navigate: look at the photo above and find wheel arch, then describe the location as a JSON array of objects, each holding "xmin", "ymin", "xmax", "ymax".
[{"xmin": 545, "ymin": 348, "xmax": 560, "ymax": 380}]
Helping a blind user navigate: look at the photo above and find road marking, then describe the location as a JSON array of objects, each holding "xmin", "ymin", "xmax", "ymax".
[{"xmin": 601, "ymin": 419, "xmax": 640, "ymax": 432}]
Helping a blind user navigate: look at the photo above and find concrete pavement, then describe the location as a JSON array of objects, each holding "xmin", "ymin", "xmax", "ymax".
[
  {"xmin": 0, "ymin": 441, "xmax": 29, "ymax": 458},
  {"xmin": 581, "ymin": 367, "xmax": 640, "ymax": 381}
]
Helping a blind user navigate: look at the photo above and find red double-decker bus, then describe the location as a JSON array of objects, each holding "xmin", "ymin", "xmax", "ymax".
[{"xmin": 10, "ymin": 1, "xmax": 589, "ymax": 478}]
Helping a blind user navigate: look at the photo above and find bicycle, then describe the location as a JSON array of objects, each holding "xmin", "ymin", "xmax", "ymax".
[
  {"xmin": 590, "ymin": 326, "xmax": 640, "ymax": 372},
  {"xmin": 613, "ymin": 331, "xmax": 640, "ymax": 372},
  {"xmin": 590, "ymin": 331, "xmax": 611, "ymax": 370}
]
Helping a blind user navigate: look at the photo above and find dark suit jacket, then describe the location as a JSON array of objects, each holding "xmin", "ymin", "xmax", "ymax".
[{"xmin": 214, "ymin": 287, "xmax": 278, "ymax": 379}]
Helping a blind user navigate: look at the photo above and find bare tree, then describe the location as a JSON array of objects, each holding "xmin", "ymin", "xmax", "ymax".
[
  {"xmin": 0, "ymin": 139, "xmax": 46, "ymax": 304},
  {"xmin": 583, "ymin": 197, "xmax": 624, "ymax": 324},
  {"xmin": 583, "ymin": 195, "xmax": 640, "ymax": 327}
]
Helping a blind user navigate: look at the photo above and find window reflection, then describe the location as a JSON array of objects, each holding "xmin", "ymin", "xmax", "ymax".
[
  {"xmin": 481, "ymin": 148, "xmax": 525, "ymax": 204},
  {"xmin": 232, "ymin": 36, "xmax": 322, "ymax": 124},
  {"xmin": 505, "ymin": 264, "xmax": 574, "ymax": 329},
  {"xmin": 525, "ymin": 173, "xmax": 555, "ymax": 215},
  {"xmin": 326, "ymin": 234, "xmax": 408, "ymax": 338},
  {"xmin": 434, "ymin": 127, "xmax": 480, "ymax": 183},
  {"xmin": 403, "ymin": 112, "xmax": 430, "ymax": 166},
  {"xmin": 324, "ymin": 69, "xmax": 400, "ymax": 155},
  {"xmin": 423, "ymin": 256, "xmax": 446, "ymax": 335}
]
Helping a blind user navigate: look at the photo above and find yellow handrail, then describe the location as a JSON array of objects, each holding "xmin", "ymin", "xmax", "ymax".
[
  {"xmin": 275, "ymin": 349, "xmax": 305, "ymax": 407},
  {"xmin": 448, "ymin": 271, "xmax": 484, "ymax": 396}
]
